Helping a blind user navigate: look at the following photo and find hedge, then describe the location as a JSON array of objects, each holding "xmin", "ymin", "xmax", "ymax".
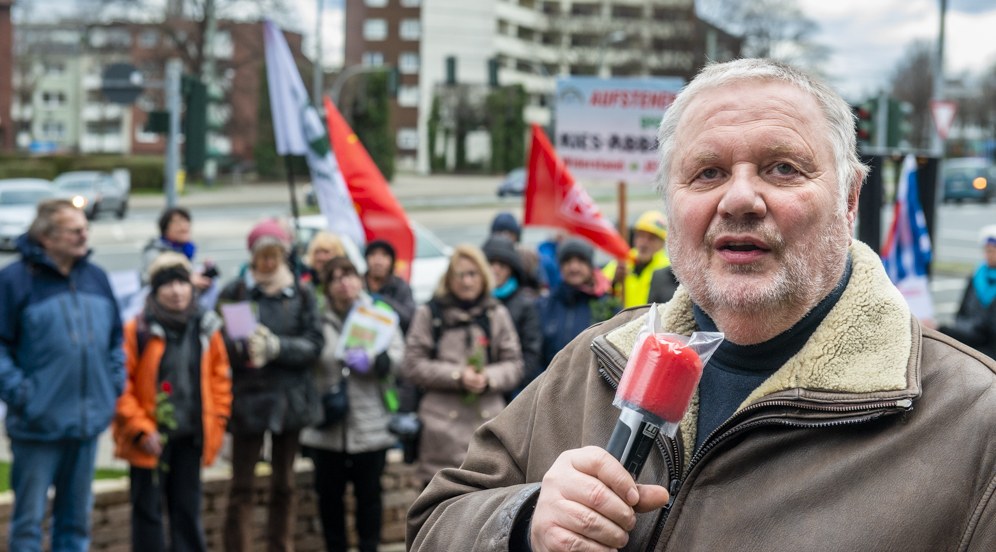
[{"xmin": 0, "ymin": 155, "xmax": 165, "ymax": 190}]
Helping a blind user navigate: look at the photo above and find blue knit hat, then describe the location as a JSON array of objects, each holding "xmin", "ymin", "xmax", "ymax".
[{"xmin": 490, "ymin": 212, "xmax": 521, "ymax": 241}]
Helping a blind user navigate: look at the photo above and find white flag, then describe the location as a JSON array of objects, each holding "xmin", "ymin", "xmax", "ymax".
[{"xmin": 262, "ymin": 20, "xmax": 365, "ymax": 246}]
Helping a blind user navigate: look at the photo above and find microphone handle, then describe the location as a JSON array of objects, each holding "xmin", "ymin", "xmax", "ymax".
[{"xmin": 606, "ymin": 407, "xmax": 660, "ymax": 479}]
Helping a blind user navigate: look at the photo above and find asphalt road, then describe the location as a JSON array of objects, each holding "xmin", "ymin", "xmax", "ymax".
[{"xmin": 1, "ymin": 179, "xmax": 992, "ymax": 322}]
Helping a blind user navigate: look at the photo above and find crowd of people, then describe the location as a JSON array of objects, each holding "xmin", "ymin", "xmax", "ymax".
[
  {"xmin": 0, "ymin": 184, "xmax": 677, "ymax": 551},
  {"xmin": 2, "ymin": 57, "xmax": 995, "ymax": 552}
]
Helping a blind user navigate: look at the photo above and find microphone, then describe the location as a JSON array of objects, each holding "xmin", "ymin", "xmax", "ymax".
[{"xmin": 606, "ymin": 333, "xmax": 707, "ymax": 479}]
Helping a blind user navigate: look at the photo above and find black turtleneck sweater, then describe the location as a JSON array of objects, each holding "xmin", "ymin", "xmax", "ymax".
[{"xmin": 692, "ymin": 256, "xmax": 852, "ymax": 450}]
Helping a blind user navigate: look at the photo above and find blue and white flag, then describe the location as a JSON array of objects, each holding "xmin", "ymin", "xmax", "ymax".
[
  {"xmin": 262, "ymin": 20, "xmax": 364, "ymax": 246},
  {"xmin": 882, "ymin": 154, "xmax": 934, "ymax": 320}
]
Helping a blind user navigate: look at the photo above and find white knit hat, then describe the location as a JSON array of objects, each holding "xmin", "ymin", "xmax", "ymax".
[{"xmin": 980, "ymin": 225, "xmax": 996, "ymax": 246}]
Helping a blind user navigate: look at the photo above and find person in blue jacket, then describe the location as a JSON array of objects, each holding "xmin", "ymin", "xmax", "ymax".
[
  {"xmin": 537, "ymin": 238, "xmax": 617, "ymax": 370},
  {"xmin": 0, "ymin": 199, "xmax": 126, "ymax": 552}
]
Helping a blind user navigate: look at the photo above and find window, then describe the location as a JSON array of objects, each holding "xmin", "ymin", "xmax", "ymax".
[
  {"xmin": 396, "ymin": 128, "xmax": 418, "ymax": 150},
  {"xmin": 397, "ymin": 85, "xmax": 419, "ymax": 107},
  {"xmin": 362, "ymin": 51, "xmax": 385, "ymax": 67},
  {"xmin": 139, "ymin": 29, "xmax": 158, "ymax": 48},
  {"xmin": 43, "ymin": 62, "xmax": 66, "ymax": 75},
  {"xmin": 399, "ymin": 19, "xmax": 421, "ymax": 41},
  {"xmin": 399, "ymin": 52, "xmax": 420, "ymax": 74},
  {"xmin": 42, "ymin": 121, "xmax": 65, "ymax": 139},
  {"xmin": 41, "ymin": 91, "xmax": 67, "ymax": 108},
  {"xmin": 400, "ymin": 0, "xmax": 421, "ymax": 6},
  {"xmin": 366, "ymin": 0, "xmax": 388, "ymax": 6},
  {"xmin": 363, "ymin": 19, "xmax": 388, "ymax": 41}
]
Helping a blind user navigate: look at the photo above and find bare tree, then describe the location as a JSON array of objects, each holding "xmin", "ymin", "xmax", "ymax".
[
  {"xmin": 889, "ymin": 40, "xmax": 934, "ymax": 151},
  {"xmin": 957, "ymin": 62, "xmax": 996, "ymax": 154},
  {"xmin": 697, "ymin": 0, "xmax": 829, "ymax": 69}
]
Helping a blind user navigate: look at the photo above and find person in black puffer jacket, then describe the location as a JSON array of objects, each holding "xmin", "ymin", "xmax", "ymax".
[
  {"xmin": 482, "ymin": 236, "xmax": 542, "ymax": 400},
  {"xmin": 217, "ymin": 219, "xmax": 324, "ymax": 552},
  {"xmin": 939, "ymin": 224, "xmax": 996, "ymax": 359}
]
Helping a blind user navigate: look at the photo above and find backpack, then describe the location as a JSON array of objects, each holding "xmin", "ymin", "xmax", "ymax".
[{"xmin": 392, "ymin": 299, "xmax": 494, "ymax": 463}]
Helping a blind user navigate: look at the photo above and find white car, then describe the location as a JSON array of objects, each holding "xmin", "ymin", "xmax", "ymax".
[
  {"xmin": 295, "ymin": 214, "xmax": 452, "ymax": 304},
  {"xmin": 0, "ymin": 179, "xmax": 56, "ymax": 251},
  {"xmin": 53, "ymin": 171, "xmax": 130, "ymax": 220}
]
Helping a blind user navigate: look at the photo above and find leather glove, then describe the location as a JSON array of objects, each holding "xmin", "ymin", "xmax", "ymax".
[
  {"xmin": 344, "ymin": 348, "xmax": 370, "ymax": 374},
  {"xmin": 247, "ymin": 324, "xmax": 280, "ymax": 368}
]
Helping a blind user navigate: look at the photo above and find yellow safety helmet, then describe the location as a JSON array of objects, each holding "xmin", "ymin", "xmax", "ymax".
[{"xmin": 633, "ymin": 210, "xmax": 667, "ymax": 241}]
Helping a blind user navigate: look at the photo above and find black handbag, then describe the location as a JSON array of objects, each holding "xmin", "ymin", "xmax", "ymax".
[
  {"xmin": 388, "ymin": 412, "xmax": 422, "ymax": 464},
  {"xmin": 318, "ymin": 371, "xmax": 349, "ymax": 428}
]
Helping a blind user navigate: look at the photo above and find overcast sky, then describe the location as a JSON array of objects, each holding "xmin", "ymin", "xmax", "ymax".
[{"xmin": 290, "ymin": 0, "xmax": 996, "ymax": 102}]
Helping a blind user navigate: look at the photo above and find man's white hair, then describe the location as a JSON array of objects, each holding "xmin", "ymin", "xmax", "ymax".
[{"xmin": 655, "ymin": 58, "xmax": 869, "ymax": 214}]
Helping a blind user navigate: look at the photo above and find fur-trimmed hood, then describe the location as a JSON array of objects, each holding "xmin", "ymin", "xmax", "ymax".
[{"xmin": 602, "ymin": 241, "xmax": 918, "ymax": 463}]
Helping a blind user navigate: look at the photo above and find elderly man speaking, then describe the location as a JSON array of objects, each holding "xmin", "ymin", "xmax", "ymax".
[{"xmin": 405, "ymin": 58, "xmax": 996, "ymax": 552}]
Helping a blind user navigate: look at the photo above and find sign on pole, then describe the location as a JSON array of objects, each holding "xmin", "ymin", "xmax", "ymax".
[
  {"xmin": 554, "ymin": 76, "xmax": 683, "ymax": 183},
  {"xmin": 929, "ymin": 99, "xmax": 957, "ymax": 141},
  {"xmin": 101, "ymin": 63, "xmax": 145, "ymax": 105}
]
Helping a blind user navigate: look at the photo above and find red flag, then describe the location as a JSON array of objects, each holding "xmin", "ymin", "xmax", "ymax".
[
  {"xmin": 524, "ymin": 125, "xmax": 631, "ymax": 260},
  {"xmin": 324, "ymin": 97, "xmax": 415, "ymax": 281}
]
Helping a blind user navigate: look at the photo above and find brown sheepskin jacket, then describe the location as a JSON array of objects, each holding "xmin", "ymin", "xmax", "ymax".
[{"xmin": 407, "ymin": 241, "xmax": 996, "ymax": 551}]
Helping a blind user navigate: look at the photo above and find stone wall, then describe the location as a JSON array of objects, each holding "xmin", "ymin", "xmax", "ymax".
[{"xmin": 0, "ymin": 455, "xmax": 421, "ymax": 551}]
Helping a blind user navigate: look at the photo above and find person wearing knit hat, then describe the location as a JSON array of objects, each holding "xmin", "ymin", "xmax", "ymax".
[
  {"xmin": 364, "ymin": 239, "xmax": 416, "ymax": 334},
  {"xmin": 536, "ymin": 237, "xmax": 617, "ymax": 374},
  {"xmin": 246, "ymin": 218, "xmax": 292, "ymax": 255},
  {"xmin": 114, "ymin": 250, "xmax": 232, "ymax": 551},
  {"xmin": 602, "ymin": 209, "xmax": 672, "ymax": 308},
  {"xmin": 556, "ymin": 238, "xmax": 594, "ymax": 267},
  {"xmin": 218, "ymin": 219, "xmax": 324, "ymax": 551},
  {"xmin": 938, "ymin": 224, "xmax": 996, "ymax": 358},
  {"xmin": 490, "ymin": 212, "xmax": 522, "ymax": 243},
  {"xmin": 482, "ymin": 236, "xmax": 542, "ymax": 400}
]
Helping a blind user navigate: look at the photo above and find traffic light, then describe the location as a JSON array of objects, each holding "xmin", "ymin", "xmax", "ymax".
[
  {"xmin": 445, "ymin": 56, "xmax": 457, "ymax": 85},
  {"xmin": 852, "ymin": 101, "xmax": 876, "ymax": 148},
  {"xmin": 181, "ymin": 75, "xmax": 207, "ymax": 174},
  {"xmin": 887, "ymin": 98, "xmax": 914, "ymax": 149},
  {"xmin": 488, "ymin": 57, "xmax": 500, "ymax": 88},
  {"xmin": 387, "ymin": 66, "xmax": 400, "ymax": 97}
]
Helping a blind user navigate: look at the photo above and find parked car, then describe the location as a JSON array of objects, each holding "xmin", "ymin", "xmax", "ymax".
[
  {"xmin": 942, "ymin": 158, "xmax": 995, "ymax": 203},
  {"xmin": 295, "ymin": 214, "xmax": 452, "ymax": 303},
  {"xmin": 496, "ymin": 167, "xmax": 527, "ymax": 197},
  {"xmin": 53, "ymin": 171, "xmax": 130, "ymax": 219},
  {"xmin": 0, "ymin": 179, "xmax": 56, "ymax": 251}
]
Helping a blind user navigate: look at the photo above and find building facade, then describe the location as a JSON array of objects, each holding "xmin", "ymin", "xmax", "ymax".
[
  {"xmin": 344, "ymin": 0, "xmax": 741, "ymax": 173},
  {"xmin": 9, "ymin": 18, "xmax": 304, "ymax": 164}
]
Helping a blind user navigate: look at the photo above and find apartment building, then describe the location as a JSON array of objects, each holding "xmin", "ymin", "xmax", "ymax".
[
  {"xmin": 345, "ymin": 0, "xmax": 741, "ymax": 173},
  {"xmin": 9, "ymin": 19, "xmax": 303, "ymax": 163}
]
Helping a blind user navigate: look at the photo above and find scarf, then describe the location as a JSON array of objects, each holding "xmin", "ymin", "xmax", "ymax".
[
  {"xmin": 161, "ymin": 238, "xmax": 196, "ymax": 260},
  {"xmin": 493, "ymin": 277, "xmax": 519, "ymax": 300},
  {"xmin": 145, "ymin": 293, "xmax": 198, "ymax": 332},
  {"xmin": 972, "ymin": 264, "xmax": 996, "ymax": 307},
  {"xmin": 251, "ymin": 263, "xmax": 295, "ymax": 296}
]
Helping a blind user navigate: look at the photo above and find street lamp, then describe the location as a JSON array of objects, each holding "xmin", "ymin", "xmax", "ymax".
[{"xmin": 597, "ymin": 30, "xmax": 627, "ymax": 77}]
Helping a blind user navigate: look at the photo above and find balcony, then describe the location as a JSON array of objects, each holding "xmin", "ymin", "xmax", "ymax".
[
  {"xmin": 80, "ymin": 134, "xmax": 126, "ymax": 153},
  {"xmin": 83, "ymin": 104, "xmax": 124, "ymax": 121}
]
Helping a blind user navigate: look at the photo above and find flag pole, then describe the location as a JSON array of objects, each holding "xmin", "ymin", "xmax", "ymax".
[
  {"xmin": 284, "ymin": 154, "xmax": 303, "ymax": 285},
  {"xmin": 616, "ymin": 180, "xmax": 628, "ymax": 306}
]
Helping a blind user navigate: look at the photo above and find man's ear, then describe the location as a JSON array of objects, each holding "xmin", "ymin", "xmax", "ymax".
[{"xmin": 846, "ymin": 177, "xmax": 861, "ymax": 228}]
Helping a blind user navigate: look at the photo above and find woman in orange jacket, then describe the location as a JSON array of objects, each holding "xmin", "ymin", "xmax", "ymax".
[{"xmin": 113, "ymin": 252, "xmax": 232, "ymax": 551}]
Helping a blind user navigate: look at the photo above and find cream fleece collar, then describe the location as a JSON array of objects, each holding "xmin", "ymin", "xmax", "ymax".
[{"xmin": 604, "ymin": 241, "xmax": 915, "ymax": 460}]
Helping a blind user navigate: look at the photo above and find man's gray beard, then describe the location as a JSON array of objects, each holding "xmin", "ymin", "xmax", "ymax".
[{"xmin": 669, "ymin": 216, "xmax": 850, "ymax": 316}]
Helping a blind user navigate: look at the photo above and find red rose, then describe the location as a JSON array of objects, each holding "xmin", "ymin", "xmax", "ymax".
[{"xmin": 161, "ymin": 381, "xmax": 173, "ymax": 395}]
